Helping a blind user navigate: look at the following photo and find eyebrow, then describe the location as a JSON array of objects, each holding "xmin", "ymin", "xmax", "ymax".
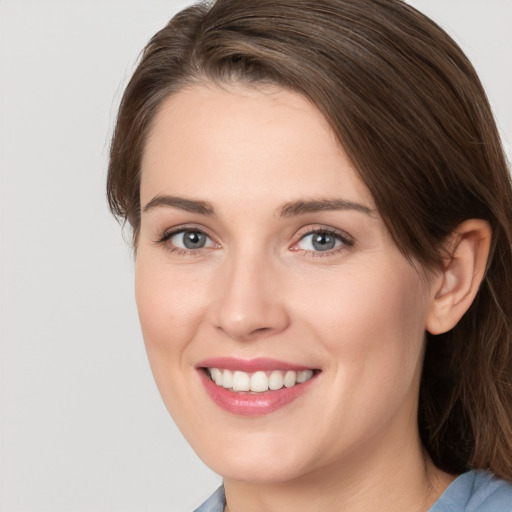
[
  {"xmin": 142, "ymin": 195, "xmax": 374, "ymax": 218},
  {"xmin": 142, "ymin": 195, "xmax": 216, "ymax": 215},
  {"xmin": 279, "ymin": 198, "xmax": 374, "ymax": 217}
]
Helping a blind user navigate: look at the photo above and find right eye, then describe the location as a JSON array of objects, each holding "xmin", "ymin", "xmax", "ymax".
[
  {"xmin": 163, "ymin": 229, "xmax": 218, "ymax": 252},
  {"xmin": 170, "ymin": 230, "xmax": 211, "ymax": 249}
]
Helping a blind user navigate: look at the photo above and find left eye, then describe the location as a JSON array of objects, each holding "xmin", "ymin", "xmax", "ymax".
[
  {"xmin": 296, "ymin": 231, "xmax": 345, "ymax": 252},
  {"xmin": 169, "ymin": 230, "xmax": 215, "ymax": 250}
]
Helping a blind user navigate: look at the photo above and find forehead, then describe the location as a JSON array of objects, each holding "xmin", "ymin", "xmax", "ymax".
[{"xmin": 140, "ymin": 83, "xmax": 374, "ymax": 210}]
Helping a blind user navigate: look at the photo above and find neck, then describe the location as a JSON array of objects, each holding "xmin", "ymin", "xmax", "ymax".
[{"xmin": 223, "ymin": 426, "xmax": 455, "ymax": 512}]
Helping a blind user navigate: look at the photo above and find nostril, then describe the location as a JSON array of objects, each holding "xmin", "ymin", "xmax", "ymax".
[{"xmin": 249, "ymin": 327, "xmax": 271, "ymax": 335}]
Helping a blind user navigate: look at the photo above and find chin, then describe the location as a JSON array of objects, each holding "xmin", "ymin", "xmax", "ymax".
[
  {"xmin": 208, "ymin": 456, "xmax": 307, "ymax": 483},
  {"xmin": 190, "ymin": 430, "xmax": 312, "ymax": 483}
]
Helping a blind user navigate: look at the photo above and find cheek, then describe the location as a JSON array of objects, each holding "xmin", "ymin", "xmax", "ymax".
[
  {"xmin": 134, "ymin": 257, "xmax": 208, "ymax": 421},
  {"xmin": 347, "ymin": 270, "xmax": 426, "ymax": 365},
  {"xmin": 296, "ymin": 258, "xmax": 427, "ymax": 343},
  {"xmin": 300, "ymin": 260, "xmax": 429, "ymax": 405},
  {"xmin": 336, "ymin": 274, "xmax": 426, "ymax": 349},
  {"xmin": 135, "ymin": 257, "xmax": 204, "ymax": 347},
  {"xmin": 134, "ymin": 257, "xmax": 211, "ymax": 405}
]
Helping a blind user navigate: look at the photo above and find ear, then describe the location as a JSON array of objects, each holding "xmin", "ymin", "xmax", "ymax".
[{"xmin": 426, "ymin": 219, "xmax": 492, "ymax": 335}]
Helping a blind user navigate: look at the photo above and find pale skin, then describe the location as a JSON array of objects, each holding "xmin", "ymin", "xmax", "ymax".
[{"xmin": 135, "ymin": 83, "xmax": 491, "ymax": 512}]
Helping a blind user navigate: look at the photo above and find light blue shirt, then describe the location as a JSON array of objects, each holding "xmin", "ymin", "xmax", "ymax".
[
  {"xmin": 430, "ymin": 471, "xmax": 512, "ymax": 512},
  {"xmin": 194, "ymin": 470, "xmax": 512, "ymax": 511}
]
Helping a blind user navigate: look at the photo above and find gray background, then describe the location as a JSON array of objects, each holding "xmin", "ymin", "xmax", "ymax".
[{"xmin": 1, "ymin": 1, "xmax": 511, "ymax": 511}]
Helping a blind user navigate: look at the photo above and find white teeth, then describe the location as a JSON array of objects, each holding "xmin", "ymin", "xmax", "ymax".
[
  {"xmin": 222, "ymin": 369, "xmax": 233, "ymax": 389},
  {"xmin": 283, "ymin": 370, "xmax": 297, "ymax": 388},
  {"xmin": 211, "ymin": 368, "xmax": 223, "ymax": 386},
  {"xmin": 297, "ymin": 369, "xmax": 313, "ymax": 383},
  {"xmin": 268, "ymin": 370, "xmax": 284, "ymax": 390},
  {"xmin": 208, "ymin": 367, "xmax": 315, "ymax": 392},
  {"xmin": 232, "ymin": 371, "xmax": 250, "ymax": 391},
  {"xmin": 250, "ymin": 371, "xmax": 269, "ymax": 392}
]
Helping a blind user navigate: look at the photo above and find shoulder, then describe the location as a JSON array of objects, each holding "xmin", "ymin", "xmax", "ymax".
[
  {"xmin": 193, "ymin": 486, "xmax": 225, "ymax": 512},
  {"xmin": 192, "ymin": 474, "xmax": 512, "ymax": 512},
  {"xmin": 430, "ymin": 470, "xmax": 512, "ymax": 512}
]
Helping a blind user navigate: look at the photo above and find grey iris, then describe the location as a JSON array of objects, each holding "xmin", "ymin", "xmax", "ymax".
[
  {"xmin": 312, "ymin": 233, "xmax": 336, "ymax": 251},
  {"xmin": 183, "ymin": 231, "xmax": 206, "ymax": 249}
]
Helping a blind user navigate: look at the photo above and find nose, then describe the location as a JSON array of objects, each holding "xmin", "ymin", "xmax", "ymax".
[{"xmin": 210, "ymin": 249, "xmax": 290, "ymax": 342}]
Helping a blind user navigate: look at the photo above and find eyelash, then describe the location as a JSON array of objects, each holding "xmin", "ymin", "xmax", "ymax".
[
  {"xmin": 292, "ymin": 227, "xmax": 354, "ymax": 257},
  {"xmin": 155, "ymin": 225, "xmax": 218, "ymax": 256},
  {"xmin": 155, "ymin": 226, "xmax": 354, "ymax": 257}
]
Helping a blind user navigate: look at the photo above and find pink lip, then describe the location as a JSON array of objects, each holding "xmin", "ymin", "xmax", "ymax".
[
  {"xmin": 196, "ymin": 358, "xmax": 320, "ymax": 416},
  {"xmin": 197, "ymin": 357, "xmax": 312, "ymax": 372}
]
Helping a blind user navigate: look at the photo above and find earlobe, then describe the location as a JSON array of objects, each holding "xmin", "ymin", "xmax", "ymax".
[{"xmin": 426, "ymin": 219, "xmax": 492, "ymax": 335}]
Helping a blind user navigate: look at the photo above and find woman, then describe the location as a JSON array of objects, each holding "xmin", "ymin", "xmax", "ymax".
[{"xmin": 107, "ymin": 0, "xmax": 512, "ymax": 510}]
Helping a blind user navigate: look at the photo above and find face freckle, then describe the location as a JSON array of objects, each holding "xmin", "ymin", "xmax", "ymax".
[{"xmin": 135, "ymin": 83, "xmax": 435, "ymax": 484}]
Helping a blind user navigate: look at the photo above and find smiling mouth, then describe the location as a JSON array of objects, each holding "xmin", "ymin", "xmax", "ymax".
[
  {"xmin": 198, "ymin": 360, "xmax": 321, "ymax": 415},
  {"xmin": 205, "ymin": 368, "xmax": 317, "ymax": 393}
]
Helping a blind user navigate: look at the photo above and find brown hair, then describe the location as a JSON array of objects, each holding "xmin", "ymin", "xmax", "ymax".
[{"xmin": 107, "ymin": 0, "xmax": 512, "ymax": 480}]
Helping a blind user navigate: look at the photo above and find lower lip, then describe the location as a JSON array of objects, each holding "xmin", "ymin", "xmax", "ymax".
[{"xmin": 198, "ymin": 370, "xmax": 318, "ymax": 416}]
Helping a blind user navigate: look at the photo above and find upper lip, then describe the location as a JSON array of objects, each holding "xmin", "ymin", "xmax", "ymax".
[{"xmin": 196, "ymin": 357, "xmax": 316, "ymax": 372}]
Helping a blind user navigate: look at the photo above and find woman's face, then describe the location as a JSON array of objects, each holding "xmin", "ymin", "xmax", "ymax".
[{"xmin": 136, "ymin": 84, "xmax": 435, "ymax": 482}]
